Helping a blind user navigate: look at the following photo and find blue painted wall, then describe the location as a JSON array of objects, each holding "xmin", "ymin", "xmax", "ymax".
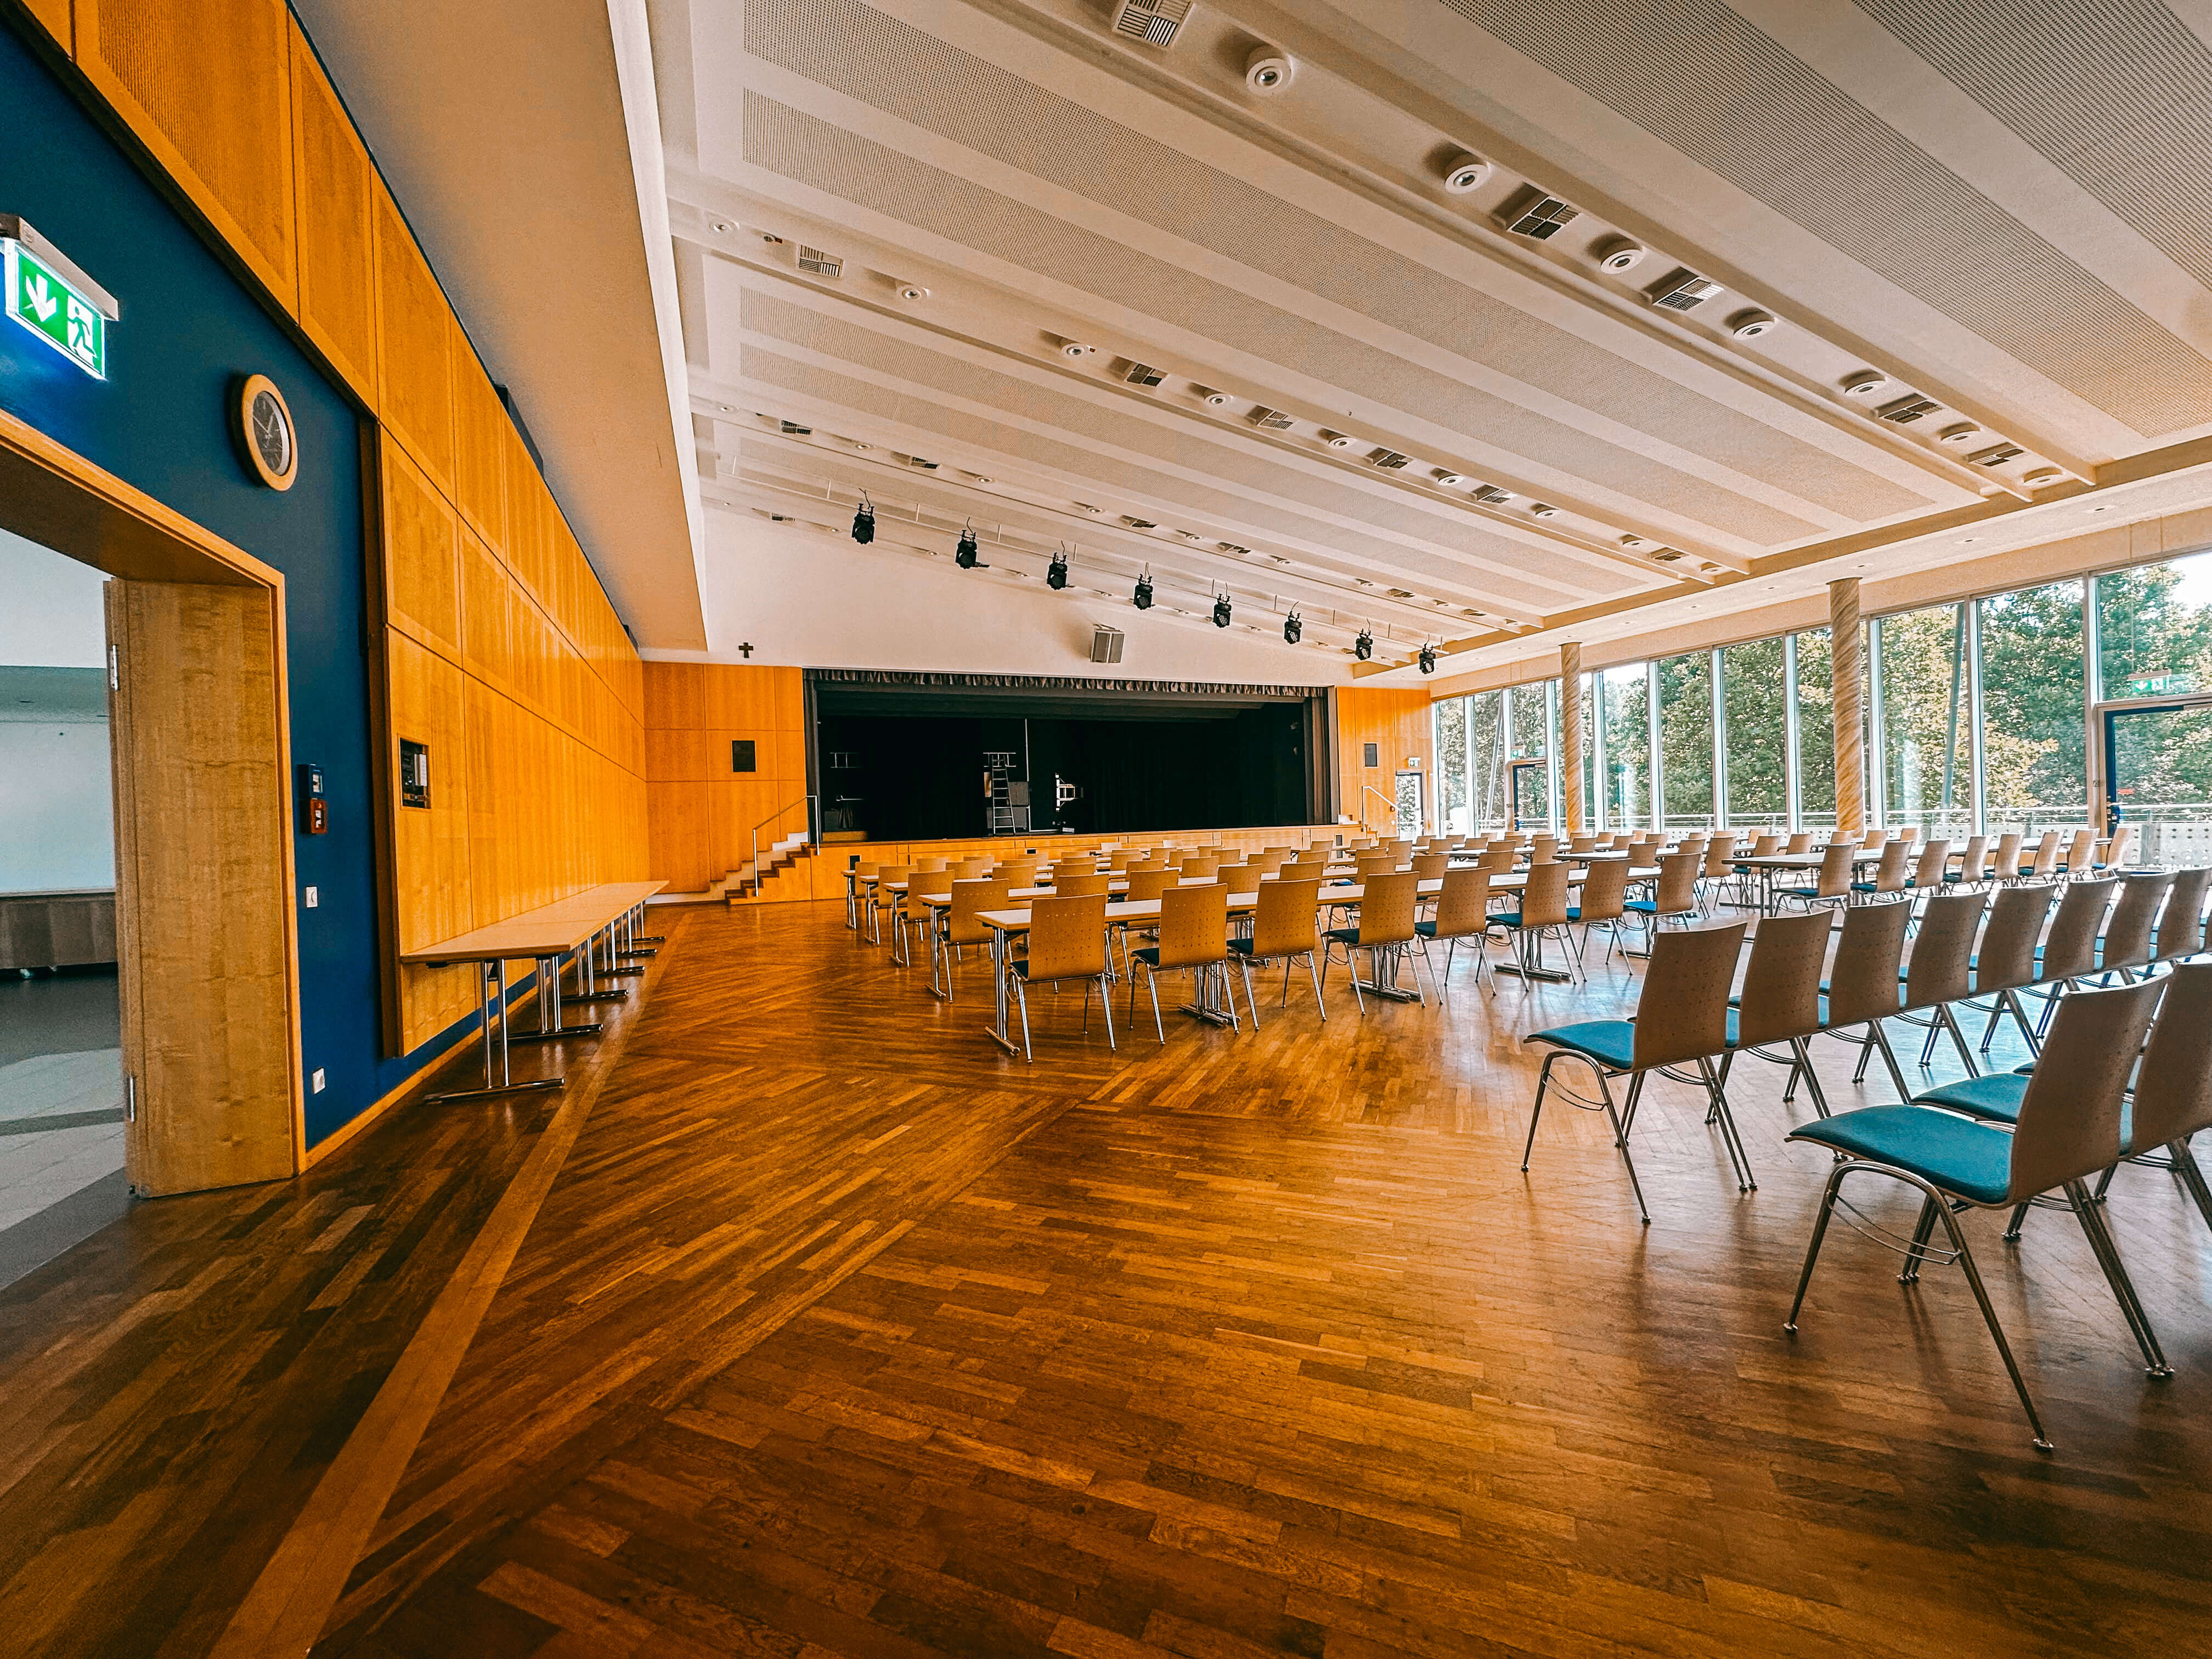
[{"xmin": 0, "ymin": 20, "xmax": 479, "ymax": 1144}]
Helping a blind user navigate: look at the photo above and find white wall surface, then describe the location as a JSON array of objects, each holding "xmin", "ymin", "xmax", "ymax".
[
  {"xmin": 0, "ymin": 724, "xmax": 114, "ymax": 894},
  {"xmin": 674, "ymin": 511, "xmax": 1351, "ymax": 681},
  {"xmin": 0, "ymin": 529, "xmax": 106, "ymax": 669}
]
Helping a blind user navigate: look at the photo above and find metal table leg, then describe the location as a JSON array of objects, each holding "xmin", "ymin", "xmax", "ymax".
[
  {"xmin": 985, "ymin": 923, "xmax": 1018, "ymax": 1054},
  {"xmin": 511, "ymin": 951, "xmax": 603, "ymax": 1044},
  {"xmin": 427, "ymin": 959, "xmax": 565, "ymax": 1103}
]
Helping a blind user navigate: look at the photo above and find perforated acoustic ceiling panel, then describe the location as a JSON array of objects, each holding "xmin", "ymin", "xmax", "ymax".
[
  {"xmin": 737, "ymin": 287, "xmax": 1639, "ymax": 605},
  {"xmin": 742, "ymin": 93, "xmax": 1829, "ymax": 548},
  {"xmin": 742, "ymin": 0, "xmax": 1933, "ymax": 525},
  {"xmin": 1854, "ymin": 0, "xmax": 2212, "ymax": 292},
  {"xmin": 1432, "ymin": 0, "xmax": 2212, "ymax": 437}
]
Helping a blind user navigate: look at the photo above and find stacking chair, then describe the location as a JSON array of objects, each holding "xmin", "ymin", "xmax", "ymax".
[
  {"xmin": 1113, "ymin": 867, "xmax": 1178, "ymax": 976},
  {"xmin": 1479, "ymin": 843, "xmax": 1520, "ymax": 873},
  {"xmin": 1861, "ymin": 828, "xmax": 1886, "ymax": 850},
  {"xmin": 1624, "ymin": 851, "xmax": 1703, "ymax": 949},
  {"xmin": 849, "ymin": 862, "xmax": 880, "ymax": 932},
  {"xmin": 2096, "ymin": 871, "xmax": 2175, "ymax": 981},
  {"xmin": 2146, "ymin": 866, "xmax": 2211, "ymax": 970},
  {"xmin": 1246, "ymin": 850, "xmax": 1289, "ymax": 879},
  {"xmin": 1321, "ymin": 871, "xmax": 1429, "ymax": 1012},
  {"xmin": 1900, "ymin": 838, "xmax": 1950, "ymax": 896},
  {"xmin": 1958, "ymin": 883, "xmax": 2058, "ymax": 1055},
  {"xmin": 866, "ymin": 865, "xmax": 912, "ymax": 945},
  {"xmin": 1530, "ymin": 834, "xmax": 1560, "ymax": 865},
  {"xmin": 941, "ymin": 877, "xmax": 1013, "ymax": 1001},
  {"xmin": 1054, "ymin": 872, "xmax": 1111, "ymax": 898},
  {"xmin": 1412, "ymin": 851, "xmax": 1451, "ymax": 882},
  {"xmin": 951, "ymin": 857, "xmax": 991, "ymax": 880},
  {"xmin": 2016, "ymin": 831, "xmax": 2060, "ymax": 883},
  {"xmin": 1720, "ymin": 908, "xmax": 1833, "ymax": 1118},
  {"xmin": 1568, "ymin": 834, "xmax": 1601, "ymax": 857},
  {"xmin": 2056, "ymin": 827, "xmax": 2097, "ymax": 878},
  {"xmin": 1005, "ymin": 893, "xmax": 1116, "ymax": 1060},
  {"xmin": 1851, "ymin": 838, "xmax": 1912, "ymax": 902},
  {"xmin": 1180, "ymin": 854, "xmax": 1223, "ymax": 882},
  {"xmin": 897, "ymin": 868, "xmax": 955, "ymax": 967},
  {"xmin": 1521, "ymin": 921, "xmax": 1752, "ymax": 1222},
  {"xmin": 1780, "ymin": 840, "xmax": 1856, "ymax": 913},
  {"xmin": 1820, "ymin": 898, "xmax": 1915, "ymax": 1101},
  {"xmin": 1415, "ymin": 868, "xmax": 1496, "ymax": 995},
  {"xmin": 1731, "ymin": 833, "xmax": 1783, "ymax": 909},
  {"xmin": 1573, "ymin": 856, "xmax": 1633, "ymax": 965},
  {"xmin": 2096, "ymin": 824, "xmax": 2137, "ymax": 871},
  {"xmin": 2115, "ymin": 961, "xmax": 2212, "ymax": 1234},
  {"xmin": 1228, "ymin": 877, "xmax": 1325, "ymax": 1023},
  {"xmin": 1490, "ymin": 861, "xmax": 1581, "ymax": 988},
  {"xmin": 2003, "ymin": 874, "xmax": 2116, "ymax": 1041},
  {"xmin": 1984, "ymin": 833, "xmax": 2022, "ymax": 889},
  {"xmin": 1783, "ymin": 975, "xmax": 2170, "ymax": 1448},
  {"xmin": 1356, "ymin": 854, "xmax": 1400, "ymax": 880},
  {"xmin": 1940, "ymin": 834, "xmax": 1988, "ymax": 892},
  {"xmin": 1128, "ymin": 882, "xmax": 1235, "ymax": 1041},
  {"xmin": 1786, "ymin": 832, "xmax": 1815, "ymax": 854},
  {"xmin": 912, "ymin": 858, "xmax": 948, "ymax": 875},
  {"xmin": 1887, "ymin": 889, "xmax": 1987, "ymax": 1077},
  {"xmin": 1697, "ymin": 832, "xmax": 1738, "ymax": 913}
]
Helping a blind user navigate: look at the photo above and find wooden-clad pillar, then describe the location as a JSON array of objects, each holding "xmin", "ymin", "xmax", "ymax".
[
  {"xmin": 1830, "ymin": 578, "xmax": 1865, "ymax": 835},
  {"xmin": 1559, "ymin": 643, "xmax": 1584, "ymax": 834}
]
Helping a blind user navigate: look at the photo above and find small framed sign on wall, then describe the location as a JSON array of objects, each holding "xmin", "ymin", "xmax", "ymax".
[
  {"xmin": 399, "ymin": 739, "xmax": 430, "ymax": 809},
  {"xmin": 731, "ymin": 740, "xmax": 757, "ymax": 773}
]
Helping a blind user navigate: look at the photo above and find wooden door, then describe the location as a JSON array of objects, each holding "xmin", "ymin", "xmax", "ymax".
[{"xmin": 107, "ymin": 580, "xmax": 302, "ymax": 1194}]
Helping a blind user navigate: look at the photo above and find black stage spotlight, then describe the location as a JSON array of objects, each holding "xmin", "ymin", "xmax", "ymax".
[
  {"xmin": 1283, "ymin": 611, "xmax": 1302, "ymax": 645},
  {"xmin": 954, "ymin": 520, "xmax": 980, "ymax": 568},
  {"xmin": 1353, "ymin": 628, "xmax": 1374, "ymax": 661},
  {"xmin": 1046, "ymin": 546, "xmax": 1069, "ymax": 589},
  {"xmin": 851, "ymin": 492, "xmax": 874, "ymax": 545},
  {"xmin": 1418, "ymin": 642, "xmax": 1438, "ymax": 674},
  {"xmin": 1212, "ymin": 592, "xmax": 1233, "ymax": 628},
  {"xmin": 1132, "ymin": 572, "xmax": 1154, "ymax": 609}
]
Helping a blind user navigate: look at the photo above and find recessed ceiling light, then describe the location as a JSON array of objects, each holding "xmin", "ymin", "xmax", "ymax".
[
  {"xmin": 1841, "ymin": 370, "xmax": 1887, "ymax": 396},
  {"xmin": 709, "ymin": 219, "xmax": 732, "ymax": 234},
  {"xmin": 1957, "ymin": 537, "xmax": 1979, "ymax": 545}
]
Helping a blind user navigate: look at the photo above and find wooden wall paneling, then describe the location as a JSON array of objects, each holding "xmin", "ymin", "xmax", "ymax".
[
  {"xmin": 379, "ymin": 433, "xmax": 460, "ymax": 655},
  {"xmin": 458, "ymin": 527, "xmax": 511, "ymax": 689},
  {"xmin": 372, "ymin": 184, "xmax": 455, "ymax": 494},
  {"xmin": 75, "ymin": 0, "xmax": 297, "ymax": 305},
  {"xmin": 286, "ymin": 19, "xmax": 377, "ymax": 401},
  {"xmin": 20, "ymin": 0, "xmax": 70, "ymax": 48},
  {"xmin": 387, "ymin": 633, "xmax": 477, "ymax": 1052},
  {"xmin": 451, "ymin": 346, "xmax": 507, "ymax": 549},
  {"xmin": 107, "ymin": 578, "xmax": 300, "ymax": 1193}
]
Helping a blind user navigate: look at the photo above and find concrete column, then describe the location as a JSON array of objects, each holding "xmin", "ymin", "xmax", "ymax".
[
  {"xmin": 1559, "ymin": 643, "xmax": 1584, "ymax": 833},
  {"xmin": 1830, "ymin": 578, "xmax": 1865, "ymax": 835}
]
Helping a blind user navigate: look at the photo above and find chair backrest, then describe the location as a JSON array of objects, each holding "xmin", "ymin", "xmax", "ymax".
[
  {"xmin": 1212, "ymin": 862, "xmax": 1254, "ymax": 889},
  {"xmin": 2027, "ymin": 831, "xmax": 2059, "ymax": 877},
  {"xmin": 1677, "ymin": 834, "xmax": 1708, "ymax": 857},
  {"xmin": 1908, "ymin": 839, "xmax": 1949, "ymax": 892},
  {"xmin": 997, "ymin": 859, "xmax": 1040, "ymax": 885},
  {"xmin": 1388, "ymin": 838, "xmax": 1414, "ymax": 860},
  {"xmin": 1577, "ymin": 856, "xmax": 1630, "ymax": 923},
  {"xmin": 1990, "ymin": 832, "xmax": 2021, "ymax": 877},
  {"xmin": 2025, "ymin": 876, "xmax": 2107, "ymax": 986},
  {"xmin": 1748, "ymin": 833, "xmax": 1783, "ymax": 858},
  {"xmin": 2005, "ymin": 977, "xmax": 2166, "ymax": 1203},
  {"xmin": 1629, "ymin": 923, "xmax": 1747, "ymax": 1070},
  {"xmin": 1871, "ymin": 838, "xmax": 1911, "ymax": 893},
  {"xmin": 1427, "ymin": 868, "xmax": 1494, "ymax": 940},
  {"xmin": 2101, "ymin": 871, "xmax": 2174, "ymax": 970},
  {"xmin": 1626, "ymin": 836, "xmax": 1659, "ymax": 866},
  {"xmin": 1825, "ymin": 899, "xmax": 1912, "ymax": 1026},
  {"xmin": 1122, "ymin": 868, "xmax": 1177, "ymax": 903},
  {"xmin": 1247, "ymin": 850, "xmax": 1289, "ymax": 878},
  {"xmin": 1530, "ymin": 834, "xmax": 1560, "ymax": 864},
  {"xmin": 1250, "ymin": 878, "xmax": 1322, "ymax": 958},
  {"xmin": 1649, "ymin": 851, "xmax": 1701, "ymax": 915},
  {"xmin": 1814, "ymin": 839, "xmax": 1857, "ymax": 898},
  {"xmin": 1701, "ymin": 833, "xmax": 1738, "ymax": 877},
  {"xmin": 1024, "ymin": 893, "xmax": 1110, "ymax": 981},
  {"xmin": 947, "ymin": 877, "xmax": 1013, "ymax": 946},
  {"xmin": 1280, "ymin": 858, "xmax": 1327, "ymax": 882},
  {"xmin": 1972, "ymin": 883, "xmax": 2057, "ymax": 994},
  {"xmin": 907, "ymin": 869, "xmax": 955, "ymax": 906},
  {"xmin": 1569, "ymin": 835, "xmax": 1600, "ymax": 856},
  {"xmin": 1786, "ymin": 832, "xmax": 1814, "ymax": 854},
  {"xmin": 911, "ymin": 859, "xmax": 947, "ymax": 874},
  {"xmin": 1861, "ymin": 828, "xmax": 1886, "ymax": 849},
  {"xmin": 1179, "ymin": 855, "xmax": 1222, "ymax": 880},
  {"xmin": 2154, "ymin": 867, "xmax": 2211, "ymax": 963},
  {"xmin": 2062, "ymin": 827, "xmax": 2096, "ymax": 872},
  {"xmin": 951, "ymin": 858, "xmax": 991, "ymax": 879},
  {"xmin": 1055, "ymin": 872, "xmax": 1110, "ymax": 898},
  {"xmin": 1353, "ymin": 873, "xmax": 1420, "ymax": 947},
  {"xmin": 1514, "ymin": 861, "xmax": 1573, "ymax": 929},
  {"xmin": 2126, "ymin": 960, "xmax": 2212, "ymax": 1150},
  {"xmin": 2104, "ymin": 823, "xmax": 2136, "ymax": 867},
  {"xmin": 1356, "ymin": 855, "xmax": 1400, "ymax": 879},
  {"xmin": 1902, "ymin": 890, "xmax": 1986, "ymax": 1008},
  {"xmin": 1736, "ymin": 908, "xmax": 1831, "ymax": 1046},
  {"xmin": 1480, "ymin": 844, "xmax": 1519, "ymax": 872},
  {"xmin": 875, "ymin": 865, "xmax": 913, "ymax": 896},
  {"xmin": 1411, "ymin": 852, "xmax": 1450, "ymax": 881},
  {"xmin": 1898, "ymin": 825, "xmax": 1921, "ymax": 843},
  {"xmin": 1152, "ymin": 882, "xmax": 1229, "ymax": 971},
  {"xmin": 854, "ymin": 862, "xmax": 880, "ymax": 882}
]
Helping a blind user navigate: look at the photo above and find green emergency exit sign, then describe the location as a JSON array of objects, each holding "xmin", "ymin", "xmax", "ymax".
[{"xmin": 2, "ymin": 216, "xmax": 115, "ymax": 380}]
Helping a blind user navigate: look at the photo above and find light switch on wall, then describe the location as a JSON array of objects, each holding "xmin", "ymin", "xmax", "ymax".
[
  {"xmin": 311, "ymin": 1068, "xmax": 326, "ymax": 1093},
  {"xmin": 303, "ymin": 886, "xmax": 318, "ymax": 908}
]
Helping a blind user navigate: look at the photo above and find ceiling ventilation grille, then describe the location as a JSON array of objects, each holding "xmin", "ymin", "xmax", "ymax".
[
  {"xmin": 777, "ymin": 420, "xmax": 812, "ymax": 435},
  {"xmin": 1120, "ymin": 515, "xmax": 1158, "ymax": 529},
  {"xmin": 1111, "ymin": 0, "xmax": 1191, "ymax": 47},
  {"xmin": 1369, "ymin": 449, "xmax": 1411, "ymax": 469},
  {"xmin": 1497, "ymin": 186, "xmax": 1579, "ymax": 239},
  {"xmin": 1646, "ymin": 268, "xmax": 1722, "ymax": 311},
  {"xmin": 1968, "ymin": 443, "xmax": 2025, "ymax": 466},
  {"xmin": 1470, "ymin": 484, "xmax": 1511, "ymax": 504},
  {"xmin": 1649, "ymin": 548, "xmax": 1686, "ymax": 562},
  {"xmin": 1248, "ymin": 406, "xmax": 1294, "ymax": 429},
  {"xmin": 1877, "ymin": 393, "xmax": 1940, "ymax": 424},
  {"xmin": 1122, "ymin": 362, "xmax": 1165, "ymax": 387},
  {"xmin": 795, "ymin": 245, "xmax": 843, "ymax": 277}
]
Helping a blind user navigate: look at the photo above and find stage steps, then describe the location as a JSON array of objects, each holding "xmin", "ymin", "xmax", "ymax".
[{"xmin": 729, "ymin": 833, "xmax": 815, "ymax": 901}]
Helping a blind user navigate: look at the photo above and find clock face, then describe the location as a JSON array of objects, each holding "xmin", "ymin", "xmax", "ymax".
[
  {"xmin": 251, "ymin": 388, "xmax": 292, "ymax": 476},
  {"xmin": 237, "ymin": 375, "xmax": 298, "ymax": 490}
]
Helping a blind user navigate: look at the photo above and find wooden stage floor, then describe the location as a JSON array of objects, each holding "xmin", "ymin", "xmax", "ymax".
[{"xmin": 4, "ymin": 900, "xmax": 2211, "ymax": 1657}]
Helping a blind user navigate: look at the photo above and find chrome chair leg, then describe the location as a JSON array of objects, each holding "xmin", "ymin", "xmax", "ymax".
[
  {"xmin": 1013, "ymin": 975, "xmax": 1032, "ymax": 1062},
  {"xmin": 2068, "ymin": 1178, "xmax": 2170, "ymax": 1376},
  {"xmin": 1239, "ymin": 957, "xmax": 1261, "ymax": 1028},
  {"xmin": 1148, "ymin": 969, "xmax": 1166, "ymax": 1043},
  {"xmin": 1791, "ymin": 1037, "xmax": 1831, "ymax": 1119},
  {"xmin": 1306, "ymin": 951, "xmax": 1327, "ymax": 1020},
  {"xmin": 2170, "ymin": 1138, "xmax": 2212, "ymax": 1233}
]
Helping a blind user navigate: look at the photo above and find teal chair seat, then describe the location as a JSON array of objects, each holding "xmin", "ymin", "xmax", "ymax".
[
  {"xmin": 1775, "ymin": 885, "xmax": 1827, "ymax": 903},
  {"xmin": 1622, "ymin": 898, "xmax": 1663, "ymax": 915},
  {"xmin": 1525, "ymin": 1019, "xmax": 1636, "ymax": 1070},
  {"xmin": 1127, "ymin": 945, "xmax": 1163, "ymax": 968},
  {"xmin": 1786, "ymin": 1106, "xmax": 2015, "ymax": 1205},
  {"xmin": 1911, "ymin": 1071, "xmax": 2029, "ymax": 1125},
  {"xmin": 1225, "ymin": 936, "xmax": 1258, "ymax": 955},
  {"xmin": 1323, "ymin": 926, "xmax": 1361, "ymax": 945},
  {"xmin": 1490, "ymin": 910, "xmax": 1524, "ymax": 929},
  {"xmin": 1413, "ymin": 917, "xmax": 1491, "ymax": 938}
]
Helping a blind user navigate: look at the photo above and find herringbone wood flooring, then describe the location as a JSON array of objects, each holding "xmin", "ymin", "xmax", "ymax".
[{"xmin": 7, "ymin": 899, "xmax": 2212, "ymax": 1656}]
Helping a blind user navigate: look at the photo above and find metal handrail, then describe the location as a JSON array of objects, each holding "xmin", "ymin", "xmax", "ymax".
[
  {"xmin": 1362, "ymin": 783, "xmax": 1398, "ymax": 833},
  {"xmin": 747, "ymin": 794, "xmax": 819, "ymax": 895}
]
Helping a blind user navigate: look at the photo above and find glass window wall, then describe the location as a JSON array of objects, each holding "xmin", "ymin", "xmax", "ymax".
[
  {"xmin": 1875, "ymin": 605, "xmax": 1974, "ymax": 840},
  {"xmin": 1435, "ymin": 697, "xmax": 1469, "ymax": 833},
  {"xmin": 1978, "ymin": 580, "xmax": 2085, "ymax": 837},
  {"xmin": 1721, "ymin": 637, "xmax": 1787, "ymax": 832},
  {"xmin": 1657, "ymin": 652, "xmax": 1714, "ymax": 830},
  {"xmin": 1600, "ymin": 666, "xmax": 1649, "ymax": 830}
]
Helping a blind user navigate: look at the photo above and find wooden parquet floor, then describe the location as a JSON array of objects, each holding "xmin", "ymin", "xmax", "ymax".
[{"xmin": 7, "ymin": 899, "xmax": 2212, "ymax": 1657}]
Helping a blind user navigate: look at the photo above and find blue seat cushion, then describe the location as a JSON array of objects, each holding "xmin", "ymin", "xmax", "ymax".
[
  {"xmin": 1526, "ymin": 1019, "xmax": 1637, "ymax": 1070},
  {"xmin": 1786, "ymin": 1106, "xmax": 2016, "ymax": 1205},
  {"xmin": 1130, "ymin": 946, "xmax": 1161, "ymax": 967},
  {"xmin": 1324, "ymin": 926, "xmax": 1362, "ymax": 945},
  {"xmin": 1775, "ymin": 886, "xmax": 1827, "ymax": 901},
  {"xmin": 1491, "ymin": 911, "xmax": 1524, "ymax": 929},
  {"xmin": 1226, "ymin": 937, "xmax": 1259, "ymax": 955},
  {"xmin": 1911, "ymin": 1071, "xmax": 2029, "ymax": 1125}
]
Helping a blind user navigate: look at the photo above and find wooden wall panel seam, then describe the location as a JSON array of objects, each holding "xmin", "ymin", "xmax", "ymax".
[{"xmin": 382, "ymin": 611, "xmax": 644, "ymax": 782}]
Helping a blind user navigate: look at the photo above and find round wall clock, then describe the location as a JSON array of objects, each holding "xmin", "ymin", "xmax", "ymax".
[{"xmin": 236, "ymin": 374, "xmax": 298, "ymax": 491}]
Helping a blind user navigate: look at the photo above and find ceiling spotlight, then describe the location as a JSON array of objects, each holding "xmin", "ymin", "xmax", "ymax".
[
  {"xmin": 1212, "ymin": 592, "xmax": 1233, "ymax": 628},
  {"xmin": 1530, "ymin": 503, "xmax": 1561, "ymax": 518},
  {"xmin": 2022, "ymin": 466, "xmax": 2064, "ymax": 485},
  {"xmin": 1133, "ymin": 572, "xmax": 1154, "ymax": 609},
  {"xmin": 1618, "ymin": 534, "xmax": 1649, "ymax": 548},
  {"xmin": 1321, "ymin": 430, "xmax": 1357, "ymax": 449},
  {"xmin": 1441, "ymin": 151, "xmax": 1491, "ymax": 194},
  {"xmin": 709, "ymin": 219, "xmax": 732, "ymax": 234},
  {"xmin": 1594, "ymin": 236, "xmax": 1646, "ymax": 273},
  {"xmin": 1418, "ymin": 643, "xmax": 1438, "ymax": 674},
  {"xmin": 896, "ymin": 284, "xmax": 929, "ymax": 302},
  {"xmin": 1245, "ymin": 46, "xmax": 1294, "ymax": 94},
  {"xmin": 954, "ymin": 520, "xmax": 983, "ymax": 568},
  {"xmin": 1354, "ymin": 629, "xmax": 1374, "ymax": 662},
  {"xmin": 1937, "ymin": 421, "xmax": 1980, "ymax": 444},
  {"xmin": 1433, "ymin": 469, "xmax": 1468, "ymax": 486},
  {"xmin": 1283, "ymin": 611, "xmax": 1302, "ymax": 645},
  {"xmin": 1055, "ymin": 337, "xmax": 1098, "ymax": 359},
  {"xmin": 1198, "ymin": 388, "xmax": 1231, "ymax": 407},
  {"xmin": 851, "ymin": 493, "xmax": 875, "ymax": 545},
  {"xmin": 1728, "ymin": 308, "xmax": 1778, "ymax": 339},
  {"xmin": 1046, "ymin": 546, "xmax": 1070, "ymax": 589},
  {"xmin": 1841, "ymin": 370, "xmax": 1887, "ymax": 396}
]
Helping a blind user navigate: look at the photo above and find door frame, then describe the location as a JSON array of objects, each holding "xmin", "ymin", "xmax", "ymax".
[
  {"xmin": 0, "ymin": 407, "xmax": 304, "ymax": 1193},
  {"xmin": 2096, "ymin": 690, "xmax": 2212, "ymax": 841}
]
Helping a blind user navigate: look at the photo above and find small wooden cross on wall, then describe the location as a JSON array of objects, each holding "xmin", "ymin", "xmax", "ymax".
[{"xmin": 738, "ymin": 642, "xmax": 754, "ymax": 659}]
